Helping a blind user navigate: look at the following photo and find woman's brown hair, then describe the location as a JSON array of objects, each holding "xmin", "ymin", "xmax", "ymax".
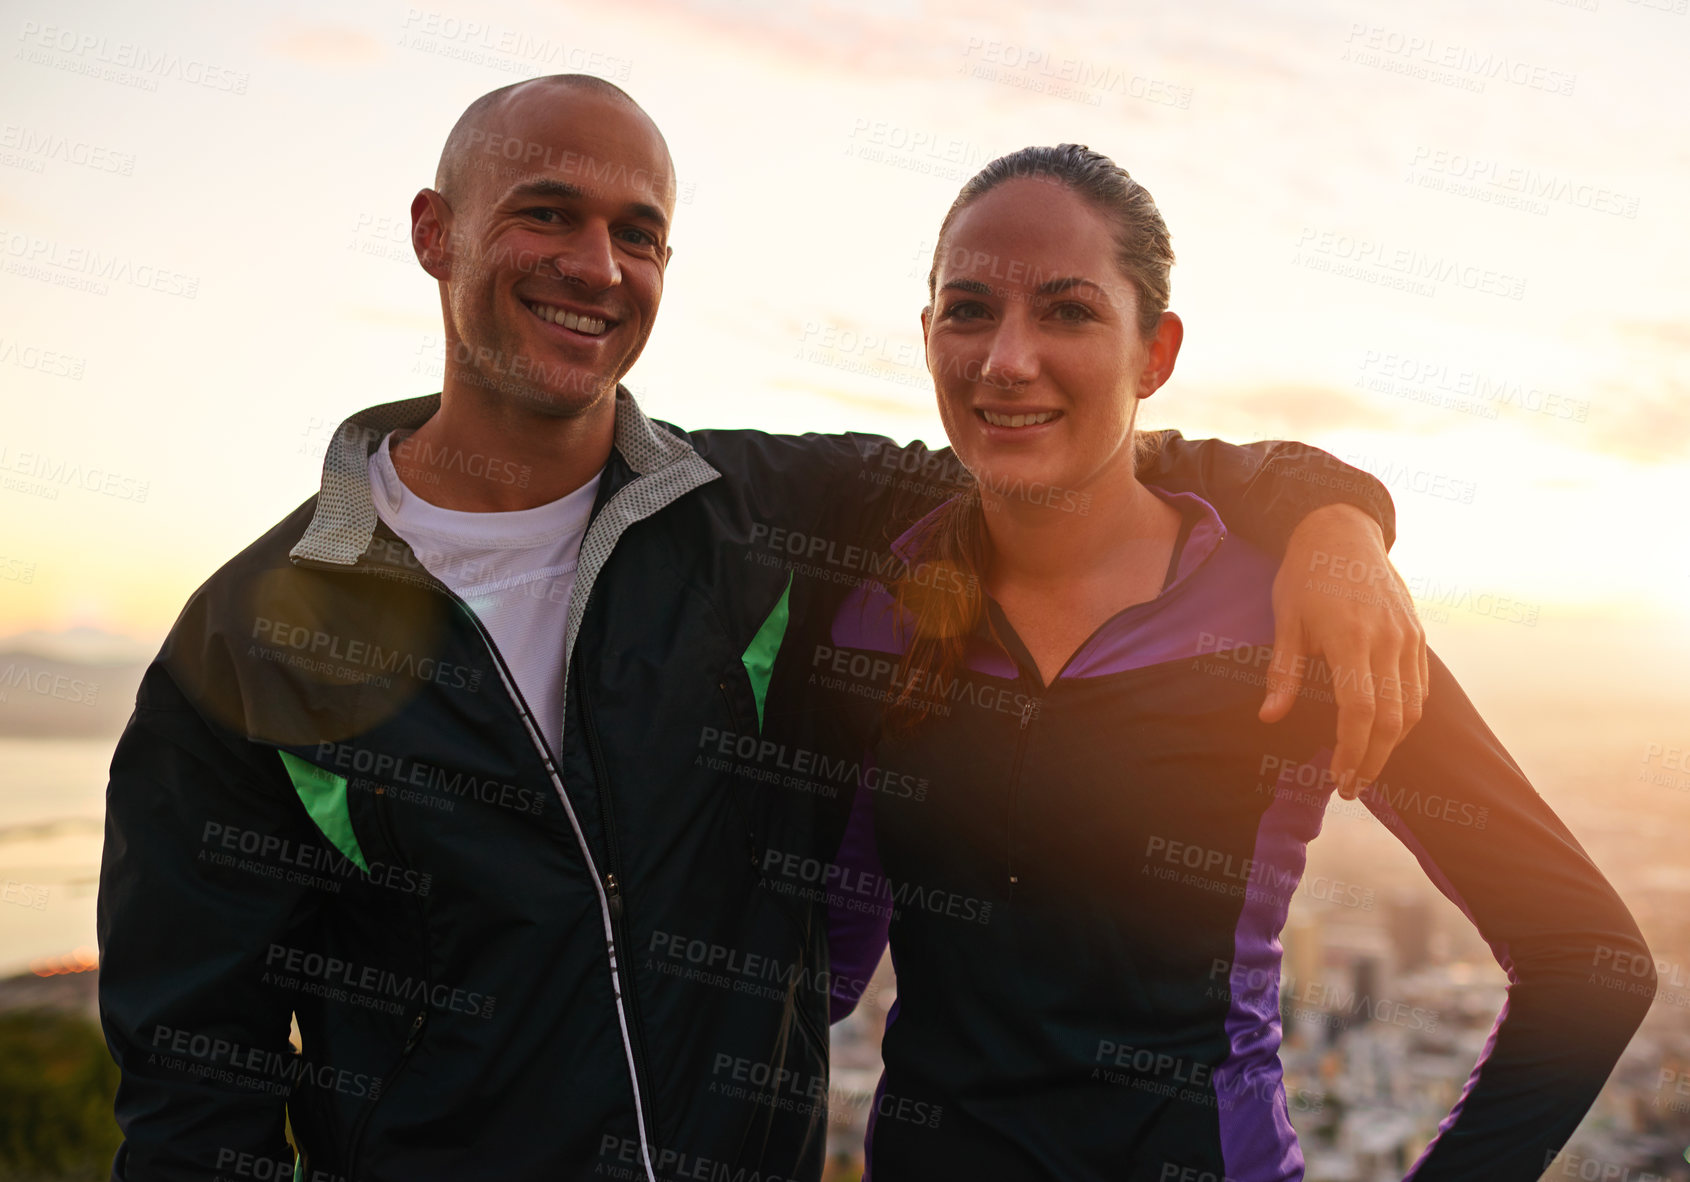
[{"xmin": 887, "ymin": 143, "xmax": 1175, "ymax": 721}]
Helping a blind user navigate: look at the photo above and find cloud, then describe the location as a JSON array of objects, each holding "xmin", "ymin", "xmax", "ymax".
[
  {"xmin": 1581, "ymin": 321, "xmax": 1690, "ymax": 463},
  {"xmin": 1618, "ymin": 319, "xmax": 1690, "ymax": 353},
  {"xmin": 628, "ymin": 0, "xmax": 993, "ymax": 80},
  {"xmin": 1155, "ymin": 381, "xmax": 1409, "ymax": 439},
  {"xmin": 264, "ymin": 23, "xmax": 385, "ymax": 68},
  {"xmin": 772, "ymin": 375, "xmax": 927, "ymax": 420},
  {"xmin": 1585, "ymin": 380, "xmax": 1690, "ymax": 464}
]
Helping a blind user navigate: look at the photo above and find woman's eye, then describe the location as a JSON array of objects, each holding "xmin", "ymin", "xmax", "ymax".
[
  {"xmin": 941, "ymin": 301, "xmax": 988, "ymax": 321},
  {"xmin": 1052, "ymin": 302, "xmax": 1094, "ymax": 323}
]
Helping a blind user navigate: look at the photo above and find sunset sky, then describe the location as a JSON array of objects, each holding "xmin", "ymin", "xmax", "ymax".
[{"xmin": 2, "ymin": 0, "xmax": 1687, "ymax": 720}]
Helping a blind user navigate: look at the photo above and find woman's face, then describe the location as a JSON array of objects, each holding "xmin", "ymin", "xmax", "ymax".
[{"xmin": 922, "ymin": 177, "xmax": 1181, "ymax": 506}]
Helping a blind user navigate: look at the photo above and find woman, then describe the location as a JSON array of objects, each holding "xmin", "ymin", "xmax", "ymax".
[{"xmin": 824, "ymin": 145, "xmax": 1653, "ymax": 1181}]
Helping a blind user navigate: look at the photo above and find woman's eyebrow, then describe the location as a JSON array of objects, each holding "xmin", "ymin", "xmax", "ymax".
[
  {"xmin": 938, "ymin": 276, "xmax": 1105, "ymax": 298},
  {"xmin": 1034, "ymin": 276, "xmax": 1103, "ymax": 296}
]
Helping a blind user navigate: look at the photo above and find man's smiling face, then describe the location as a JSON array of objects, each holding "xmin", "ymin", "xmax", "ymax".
[{"xmin": 420, "ymin": 82, "xmax": 676, "ymax": 419}]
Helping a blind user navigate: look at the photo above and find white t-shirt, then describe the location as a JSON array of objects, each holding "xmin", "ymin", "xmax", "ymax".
[{"xmin": 368, "ymin": 431, "xmax": 601, "ymax": 757}]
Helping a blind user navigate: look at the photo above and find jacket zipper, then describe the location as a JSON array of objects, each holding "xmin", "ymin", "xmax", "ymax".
[
  {"xmin": 1004, "ymin": 693, "xmax": 1041, "ymax": 895},
  {"xmin": 368, "ymin": 783, "xmax": 411, "ymax": 867},
  {"xmin": 346, "ymin": 1007, "xmax": 430, "ymax": 1174},
  {"xmin": 990, "ymin": 525, "xmax": 1228, "ymax": 895},
  {"xmin": 456, "ymin": 590, "xmax": 661, "ymax": 1182},
  {"xmin": 575, "ymin": 662, "xmax": 659, "ymax": 1145},
  {"xmin": 296, "ymin": 558, "xmax": 662, "ymax": 1182}
]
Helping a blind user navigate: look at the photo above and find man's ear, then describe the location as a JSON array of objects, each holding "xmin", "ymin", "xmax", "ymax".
[{"xmin": 411, "ymin": 188, "xmax": 453, "ymax": 281}]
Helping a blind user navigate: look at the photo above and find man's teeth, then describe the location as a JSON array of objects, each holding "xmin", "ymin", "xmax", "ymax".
[
  {"xmin": 981, "ymin": 410, "xmax": 1059, "ymax": 428},
  {"xmin": 527, "ymin": 302, "xmax": 608, "ymax": 336}
]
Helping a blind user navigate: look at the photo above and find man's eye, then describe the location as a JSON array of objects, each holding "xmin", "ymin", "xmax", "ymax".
[
  {"xmin": 1051, "ymin": 302, "xmax": 1094, "ymax": 323},
  {"xmin": 940, "ymin": 301, "xmax": 988, "ymax": 321},
  {"xmin": 617, "ymin": 227, "xmax": 658, "ymax": 247},
  {"xmin": 523, "ymin": 208, "xmax": 563, "ymax": 223}
]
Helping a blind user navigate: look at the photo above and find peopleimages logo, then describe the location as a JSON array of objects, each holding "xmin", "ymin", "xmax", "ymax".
[
  {"xmin": 597, "ymin": 1135, "xmax": 802, "ymax": 1182},
  {"xmin": 0, "ymin": 443, "xmax": 149, "ymax": 502},
  {"xmin": 748, "ymin": 522, "xmax": 974, "ymax": 594},
  {"xmin": 0, "ymin": 660, "xmax": 98, "ymax": 705},
  {"xmin": 0, "ymin": 228, "xmax": 201, "ymax": 298},
  {"xmin": 200, "ymin": 821, "xmax": 432, "ymax": 897},
  {"xmin": 1258, "ymin": 755, "xmax": 1490, "ymax": 831},
  {"xmin": 1341, "ymin": 24, "xmax": 1576, "ymax": 96},
  {"xmin": 697, "ymin": 727, "xmax": 929, "ymax": 801},
  {"xmin": 758, "ymin": 847, "xmax": 992, "ymax": 925},
  {"xmin": 1293, "ymin": 226, "xmax": 1526, "ymax": 304},
  {"xmin": 0, "ymin": 123, "xmax": 135, "ymax": 174},
  {"xmin": 249, "ymin": 616, "xmax": 483, "ymax": 692},
  {"xmin": 1207, "ymin": 958, "xmax": 1438, "ymax": 1033},
  {"xmin": 148, "ymin": 1024, "xmax": 379, "ymax": 1099},
  {"xmin": 313, "ymin": 741, "xmax": 544, "ymax": 816},
  {"xmin": 2, "ymin": 879, "xmax": 49, "ymax": 910},
  {"xmin": 0, "ymin": 336, "xmax": 85, "ymax": 379},
  {"xmin": 809, "ymin": 643, "xmax": 1039, "ymax": 719},
  {"xmin": 214, "ymin": 1148, "xmax": 346, "ymax": 1182},
  {"xmin": 646, "ymin": 930, "xmax": 871, "ymax": 1010},
  {"xmin": 263, "ymin": 944, "xmax": 495, "ymax": 1019},
  {"xmin": 16, "ymin": 21, "xmax": 251, "ymax": 93}
]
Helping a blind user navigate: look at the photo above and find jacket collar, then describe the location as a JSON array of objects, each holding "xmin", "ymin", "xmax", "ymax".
[
  {"xmin": 289, "ymin": 386, "xmax": 711, "ymax": 566},
  {"xmin": 889, "ymin": 483, "xmax": 1228, "ymax": 590}
]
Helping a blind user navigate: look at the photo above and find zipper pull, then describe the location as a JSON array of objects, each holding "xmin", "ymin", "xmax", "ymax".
[
  {"xmin": 1020, "ymin": 700, "xmax": 1037, "ymax": 728},
  {"xmin": 606, "ymin": 872, "xmax": 623, "ymax": 922},
  {"xmin": 404, "ymin": 1009, "xmax": 428, "ymax": 1051}
]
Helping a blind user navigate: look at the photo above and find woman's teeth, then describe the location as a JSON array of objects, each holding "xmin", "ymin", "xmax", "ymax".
[
  {"xmin": 981, "ymin": 410, "xmax": 1059, "ymax": 428},
  {"xmin": 525, "ymin": 301, "xmax": 608, "ymax": 336}
]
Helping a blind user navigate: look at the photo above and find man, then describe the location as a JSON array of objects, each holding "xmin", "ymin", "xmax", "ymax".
[{"xmin": 98, "ymin": 75, "xmax": 1423, "ymax": 1181}]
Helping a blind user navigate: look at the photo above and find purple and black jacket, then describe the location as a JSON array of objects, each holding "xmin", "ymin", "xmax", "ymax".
[{"xmin": 819, "ymin": 488, "xmax": 1652, "ymax": 1182}]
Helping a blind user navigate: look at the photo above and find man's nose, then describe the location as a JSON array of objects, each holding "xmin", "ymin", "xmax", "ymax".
[{"xmin": 550, "ymin": 223, "xmax": 620, "ymax": 291}]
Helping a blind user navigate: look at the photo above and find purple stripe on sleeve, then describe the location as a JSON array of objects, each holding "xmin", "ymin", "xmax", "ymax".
[{"xmin": 1212, "ymin": 755, "xmax": 1335, "ymax": 1182}]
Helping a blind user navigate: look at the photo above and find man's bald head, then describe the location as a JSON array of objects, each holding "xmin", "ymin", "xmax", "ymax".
[
  {"xmin": 434, "ymin": 74, "xmax": 675, "ymax": 210},
  {"xmin": 412, "ymin": 73, "xmax": 678, "ymax": 428}
]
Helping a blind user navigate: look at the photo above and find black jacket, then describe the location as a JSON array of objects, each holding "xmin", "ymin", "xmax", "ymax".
[{"xmin": 97, "ymin": 390, "xmax": 1395, "ymax": 1181}]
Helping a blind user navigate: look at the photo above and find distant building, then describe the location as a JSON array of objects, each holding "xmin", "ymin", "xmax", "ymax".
[
  {"xmin": 1388, "ymin": 891, "xmax": 1433, "ymax": 974},
  {"xmin": 0, "ymin": 949, "xmax": 98, "ymax": 1021}
]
